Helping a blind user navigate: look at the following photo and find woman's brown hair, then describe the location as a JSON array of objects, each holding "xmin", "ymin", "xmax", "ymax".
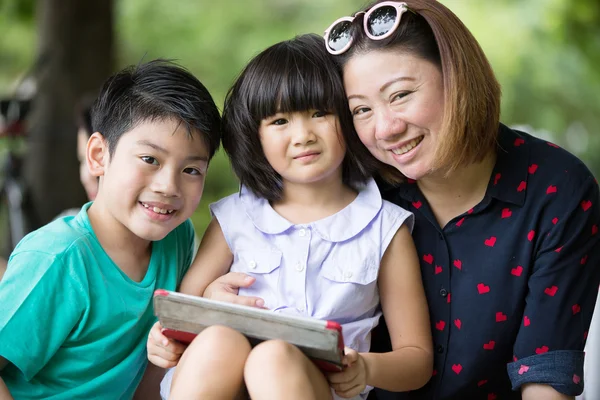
[{"xmin": 335, "ymin": 0, "xmax": 501, "ymax": 176}]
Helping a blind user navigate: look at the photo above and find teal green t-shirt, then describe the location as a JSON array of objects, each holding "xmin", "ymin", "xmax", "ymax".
[{"xmin": 0, "ymin": 203, "xmax": 194, "ymax": 399}]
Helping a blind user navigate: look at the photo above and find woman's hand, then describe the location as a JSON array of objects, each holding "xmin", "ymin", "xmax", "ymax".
[
  {"xmin": 203, "ymin": 272, "xmax": 265, "ymax": 308},
  {"xmin": 327, "ymin": 347, "xmax": 368, "ymax": 398},
  {"xmin": 146, "ymin": 321, "xmax": 187, "ymax": 369}
]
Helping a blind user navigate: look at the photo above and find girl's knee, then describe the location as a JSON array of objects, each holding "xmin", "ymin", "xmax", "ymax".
[
  {"xmin": 244, "ymin": 340, "xmax": 305, "ymax": 375},
  {"xmin": 186, "ymin": 325, "xmax": 250, "ymax": 358}
]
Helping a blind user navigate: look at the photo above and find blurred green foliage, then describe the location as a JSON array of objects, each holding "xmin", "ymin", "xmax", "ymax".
[{"xmin": 1, "ymin": 0, "xmax": 599, "ymax": 235}]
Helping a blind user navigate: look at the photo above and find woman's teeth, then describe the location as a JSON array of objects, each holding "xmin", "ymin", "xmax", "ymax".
[
  {"xmin": 141, "ymin": 202, "xmax": 174, "ymax": 214},
  {"xmin": 391, "ymin": 136, "xmax": 424, "ymax": 155}
]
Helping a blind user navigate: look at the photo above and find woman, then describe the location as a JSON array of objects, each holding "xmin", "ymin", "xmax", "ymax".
[{"xmin": 205, "ymin": 1, "xmax": 599, "ymax": 399}]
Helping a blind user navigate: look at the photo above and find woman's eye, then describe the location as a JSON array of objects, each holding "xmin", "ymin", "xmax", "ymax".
[
  {"xmin": 141, "ymin": 156, "xmax": 158, "ymax": 165},
  {"xmin": 392, "ymin": 91, "xmax": 412, "ymax": 101},
  {"xmin": 352, "ymin": 107, "xmax": 371, "ymax": 116}
]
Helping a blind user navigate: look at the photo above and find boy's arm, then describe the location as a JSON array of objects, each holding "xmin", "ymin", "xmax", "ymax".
[
  {"xmin": 132, "ymin": 362, "xmax": 164, "ymax": 400},
  {"xmin": 179, "ymin": 218, "xmax": 233, "ymax": 296},
  {"xmin": 0, "ymin": 356, "xmax": 14, "ymax": 400},
  {"xmin": 0, "ymin": 257, "xmax": 6, "ymax": 281}
]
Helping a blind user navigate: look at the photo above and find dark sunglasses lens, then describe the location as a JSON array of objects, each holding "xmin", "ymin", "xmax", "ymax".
[
  {"xmin": 367, "ymin": 5, "xmax": 397, "ymax": 37},
  {"xmin": 327, "ymin": 20, "xmax": 353, "ymax": 52}
]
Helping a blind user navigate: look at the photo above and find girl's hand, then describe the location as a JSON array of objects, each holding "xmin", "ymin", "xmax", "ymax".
[
  {"xmin": 203, "ymin": 272, "xmax": 266, "ymax": 308},
  {"xmin": 327, "ymin": 347, "xmax": 368, "ymax": 398},
  {"xmin": 146, "ymin": 321, "xmax": 187, "ymax": 369}
]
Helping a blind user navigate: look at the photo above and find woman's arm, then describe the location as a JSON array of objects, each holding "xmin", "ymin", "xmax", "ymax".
[
  {"xmin": 178, "ymin": 218, "xmax": 233, "ymax": 296},
  {"xmin": 521, "ymin": 383, "xmax": 574, "ymax": 400},
  {"xmin": 362, "ymin": 224, "xmax": 434, "ymax": 391}
]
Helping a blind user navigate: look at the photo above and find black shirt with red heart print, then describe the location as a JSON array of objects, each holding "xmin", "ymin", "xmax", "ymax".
[{"xmin": 371, "ymin": 124, "xmax": 600, "ymax": 400}]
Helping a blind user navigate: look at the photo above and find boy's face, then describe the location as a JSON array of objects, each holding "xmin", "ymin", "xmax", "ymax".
[{"xmin": 89, "ymin": 118, "xmax": 209, "ymax": 242}]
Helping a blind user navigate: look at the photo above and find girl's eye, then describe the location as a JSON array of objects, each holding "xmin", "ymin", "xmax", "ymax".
[
  {"xmin": 141, "ymin": 156, "xmax": 159, "ymax": 165},
  {"xmin": 183, "ymin": 167, "xmax": 203, "ymax": 176},
  {"xmin": 272, "ymin": 118, "xmax": 288, "ymax": 126},
  {"xmin": 312, "ymin": 110, "xmax": 329, "ymax": 118}
]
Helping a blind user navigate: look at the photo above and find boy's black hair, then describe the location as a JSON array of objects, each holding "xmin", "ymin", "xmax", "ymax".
[
  {"xmin": 91, "ymin": 59, "xmax": 221, "ymax": 159},
  {"xmin": 222, "ymin": 33, "xmax": 378, "ymax": 201}
]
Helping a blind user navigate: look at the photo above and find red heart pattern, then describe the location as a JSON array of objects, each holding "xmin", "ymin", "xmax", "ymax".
[
  {"xmin": 523, "ymin": 316, "xmax": 530, "ymax": 326},
  {"xmin": 581, "ymin": 200, "xmax": 592, "ymax": 211},
  {"xmin": 436, "ymin": 320, "xmax": 446, "ymax": 331},
  {"xmin": 453, "ymin": 259, "xmax": 462, "ymax": 270},
  {"xmin": 494, "ymin": 173, "xmax": 501, "ymax": 185},
  {"xmin": 423, "ymin": 254, "xmax": 433, "ymax": 264},
  {"xmin": 412, "ymin": 200, "xmax": 422, "ymax": 209},
  {"xmin": 517, "ymin": 181, "xmax": 527, "ymax": 192},
  {"xmin": 477, "ymin": 283, "xmax": 490, "ymax": 294},
  {"xmin": 535, "ymin": 345, "xmax": 549, "ymax": 354},
  {"xmin": 514, "ymin": 138, "xmax": 525, "ymax": 146},
  {"xmin": 484, "ymin": 237, "xmax": 497, "ymax": 247},
  {"xmin": 573, "ymin": 374, "xmax": 581, "ymax": 384},
  {"xmin": 501, "ymin": 208, "xmax": 512, "ymax": 218},
  {"xmin": 546, "ymin": 185, "xmax": 557, "ymax": 194},
  {"xmin": 511, "ymin": 266, "xmax": 523, "ymax": 277},
  {"xmin": 435, "ymin": 265, "xmax": 442, "ymax": 275},
  {"xmin": 552, "ymin": 217, "xmax": 558, "ymax": 225},
  {"xmin": 483, "ymin": 340, "xmax": 495, "ymax": 350},
  {"xmin": 581, "ymin": 255, "xmax": 588, "ymax": 265},
  {"xmin": 456, "ymin": 217, "xmax": 465, "ymax": 227},
  {"xmin": 528, "ymin": 164, "xmax": 538, "ymax": 174},
  {"xmin": 496, "ymin": 312, "xmax": 507, "ymax": 322},
  {"xmin": 572, "ymin": 304, "xmax": 581, "ymax": 314},
  {"xmin": 452, "ymin": 364, "xmax": 463, "ymax": 374},
  {"xmin": 527, "ymin": 230, "xmax": 535, "ymax": 241},
  {"xmin": 544, "ymin": 286, "xmax": 558, "ymax": 296},
  {"xmin": 518, "ymin": 365, "xmax": 530, "ymax": 375},
  {"xmin": 454, "ymin": 319, "xmax": 462, "ymax": 329}
]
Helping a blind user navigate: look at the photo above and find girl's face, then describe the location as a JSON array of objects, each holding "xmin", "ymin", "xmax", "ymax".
[
  {"xmin": 343, "ymin": 50, "xmax": 445, "ymax": 181},
  {"xmin": 259, "ymin": 110, "xmax": 346, "ymax": 187}
]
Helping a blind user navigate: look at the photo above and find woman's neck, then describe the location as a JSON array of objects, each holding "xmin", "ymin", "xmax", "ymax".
[
  {"xmin": 272, "ymin": 175, "xmax": 357, "ymax": 225},
  {"xmin": 417, "ymin": 151, "xmax": 496, "ymax": 228}
]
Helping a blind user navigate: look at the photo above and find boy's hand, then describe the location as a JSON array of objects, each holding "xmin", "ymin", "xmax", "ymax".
[
  {"xmin": 147, "ymin": 321, "xmax": 186, "ymax": 369},
  {"xmin": 327, "ymin": 347, "xmax": 368, "ymax": 398},
  {"xmin": 203, "ymin": 272, "xmax": 266, "ymax": 308}
]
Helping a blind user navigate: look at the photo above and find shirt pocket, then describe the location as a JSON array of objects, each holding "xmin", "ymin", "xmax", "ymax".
[
  {"xmin": 321, "ymin": 253, "xmax": 379, "ymax": 285},
  {"xmin": 319, "ymin": 250, "xmax": 380, "ymax": 320},
  {"xmin": 233, "ymin": 250, "xmax": 283, "ymax": 309}
]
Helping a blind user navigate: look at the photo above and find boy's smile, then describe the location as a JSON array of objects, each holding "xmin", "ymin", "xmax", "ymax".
[{"xmin": 87, "ymin": 117, "xmax": 208, "ymax": 249}]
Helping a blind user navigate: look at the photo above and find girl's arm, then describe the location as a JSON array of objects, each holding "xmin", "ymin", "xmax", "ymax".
[
  {"xmin": 362, "ymin": 224, "xmax": 433, "ymax": 391},
  {"xmin": 179, "ymin": 218, "xmax": 233, "ymax": 297}
]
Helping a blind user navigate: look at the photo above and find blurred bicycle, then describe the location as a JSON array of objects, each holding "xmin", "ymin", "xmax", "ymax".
[{"xmin": 0, "ymin": 96, "xmax": 32, "ymax": 257}]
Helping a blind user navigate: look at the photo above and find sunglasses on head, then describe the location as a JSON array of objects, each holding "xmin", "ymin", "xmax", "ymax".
[{"xmin": 324, "ymin": 1, "xmax": 409, "ymax": 55}]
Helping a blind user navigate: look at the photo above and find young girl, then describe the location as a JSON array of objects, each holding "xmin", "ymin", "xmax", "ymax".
[{"xmin": 147, "ymin": 33, "xmax": 433, "ymax": 400}]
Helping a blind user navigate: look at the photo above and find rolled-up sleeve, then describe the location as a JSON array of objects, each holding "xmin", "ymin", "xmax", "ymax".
[{"xmin": 507, "ymin": 175, "xmax": 600, "ymax": 396}]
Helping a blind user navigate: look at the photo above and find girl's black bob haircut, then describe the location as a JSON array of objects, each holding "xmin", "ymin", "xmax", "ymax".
[{"xmin": 222, "ymin": 33, "xmax": 378, "ymax": 201}]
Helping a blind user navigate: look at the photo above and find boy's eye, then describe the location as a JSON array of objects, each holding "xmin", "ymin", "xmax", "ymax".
[
  {"xmin": 184, "ymin": 167, "xmax": 203, "ymax": 176},
  {"xmin": 141, "ymin": 156, "xmax": 159, "ymax": 165}
]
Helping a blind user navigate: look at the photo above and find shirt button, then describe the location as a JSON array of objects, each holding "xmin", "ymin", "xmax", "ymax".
[
  {"xmin": 297, "ymin": 306, "xmax": 305, "ymax": 312},
  {"xmin": 344, "ymin": 271, "xmax": 353, "ymax": 279},
  {"xmin": 299, "ymin": 229, "xmax": 306, "ymax": 237},
  {"xmin": 436, "ymin": 344, "xmax": 444, "ymax": 354},
  {"xmin": 439, "ymin": 288, "xmax": 448, "ymax": 297},
  {"xmin": 248, "ymin": 260, "xmax": 257, "ymax": 269},
  {"xmin": 295, "ymin": 263, "xmax": 304, "ymax": 272}
]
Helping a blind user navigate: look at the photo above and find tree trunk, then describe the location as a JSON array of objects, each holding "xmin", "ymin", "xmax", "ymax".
[{"xmin": 24, "ymin": 0, "xmax": 113, "ymax": 229}]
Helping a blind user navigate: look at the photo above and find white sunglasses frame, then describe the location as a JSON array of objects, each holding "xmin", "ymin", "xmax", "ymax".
[{"xmin": 324, "ymin": 1, "xmax": 409, "ymax": 55}]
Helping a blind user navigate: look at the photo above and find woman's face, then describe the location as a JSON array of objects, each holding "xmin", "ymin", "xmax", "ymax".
[{"xmin": 343, "ymin": 50, "xmax": 445, "ymax": 180}]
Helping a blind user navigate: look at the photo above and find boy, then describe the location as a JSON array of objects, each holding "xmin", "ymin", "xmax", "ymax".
[{"xmin": 0, "ymin": 59, "xmax": 221, "ymax": 399}]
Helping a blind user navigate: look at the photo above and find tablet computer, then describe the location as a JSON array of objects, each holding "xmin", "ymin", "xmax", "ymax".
[{"xmin": 153, "ymin": 289, "xmax": 344, "ymax": 371}]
